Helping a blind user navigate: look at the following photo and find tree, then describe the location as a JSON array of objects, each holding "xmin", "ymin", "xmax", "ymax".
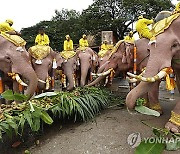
[
  {"xmin": 81, "ymin": 0, "xmax": 173, "ymax": 40},
  {"xmin": 21, "ymin": 0, "xmax": 173, "ymax": 50}
]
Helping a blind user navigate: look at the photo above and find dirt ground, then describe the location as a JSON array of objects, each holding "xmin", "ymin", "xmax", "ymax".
[{"xmin": 2, "ymin": 79, "xmax": 180, "ymax": 154}]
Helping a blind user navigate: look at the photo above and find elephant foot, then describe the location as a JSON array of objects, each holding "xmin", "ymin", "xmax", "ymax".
[
  {"xmin": 149, "ymin": 102, "xmax": 163, "ymax": 115},
  {"xmin": 165, "ymin": 111, "xmax": 180, "ymax": 133}
]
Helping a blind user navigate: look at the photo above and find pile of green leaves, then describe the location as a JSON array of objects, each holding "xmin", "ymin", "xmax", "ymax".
[
  {"xmin": 0, "ymin": 87, "xmax": 117, "ymax": 141},
  {"xmin": 135, "ymin": 121, "xmax": 180, "ymax": 154}
]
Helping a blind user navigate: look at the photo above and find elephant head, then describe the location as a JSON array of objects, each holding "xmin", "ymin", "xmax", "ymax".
[
  {"xmin": 76, "ymin": 47, "xmax": 98, "ymax": 87},
  {"xmin": 61, "ymin": 54, "xmax": 78, "ymax": 91},
  {"xmin": 29, "ymin": 47, "xmax": 63, "ymax": 91},
  {"xmin": 126, "ymin": 16, "xmax": 180, "ymax": 109},
  {"xmin": 0, "ymin": 36, "xmax": 38, "ymax": 98},
  {"xmin": 87, "ymin": 41, "xmax": 135, "ymax": 86},
  {"xmin": 98, "ymin": 50, "xmax": 112, "ymax": 68},
  {"xmin": 87, "ymin": 39, "xmax": 151, "ymax": 87}
]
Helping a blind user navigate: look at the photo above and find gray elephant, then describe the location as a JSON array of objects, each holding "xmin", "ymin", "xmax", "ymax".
[
  {"xmin": 0, "ymin": 35, "xmax": 38, "ymax": 99},
  {"xmin": 28, "ymin": 45, "xmax": 63, "ymax": 92},
  {"xmin": 126, "ymin": 14, "xmax": 180, "ymax": 133},
  {"xmin": 60, "ymin": 50, "xmax": 79, "ymax": 91},
  {"xmin": 76, "ymin": 47, "xmax": 98, "ymax": 87},
  {"xmin": 88, "ymin": 39, "xmax": 164, "ymax": 113}
]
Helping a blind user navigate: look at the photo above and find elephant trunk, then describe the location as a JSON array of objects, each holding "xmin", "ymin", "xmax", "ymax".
[
  {"xmin": 87, "ymin": 75, "xmax": 106, "ymax": 87},
  {"xmin": 97, "ymin": 61, "xmax": 110, "ymax": 73},
  {"xmin": 66, "ymin": 71, "xmax": 75, "ymax": 91},
  {"xmin": 36, "ymin": 68, "xmax": 49, "ymax": 91},
  {"xmin": 87, "ymin": 65, "xmax": 113, "ymax": 87},
  {"xmin": 80, "ymin": 63, "xmax": 90, "ymax": 87},
  {"xmin": 126, "ymin": 42, "xmax": 172, "ymax": 109},
  {"xmin": 21, "ymin": 66, "xmax": 38, "ymax": 98},
  {"xmin": 126, "ymin": 82, "xmax": 155, "ymax": 109}
]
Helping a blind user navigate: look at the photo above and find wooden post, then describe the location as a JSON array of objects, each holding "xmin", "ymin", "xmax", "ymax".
[
  {"xmin": 0, "ymin": 71, "xmax": 4, "ymax": 99},
  {"xmin": 51, "ymin": 70, "xmax": 55, "ymax": 91}
]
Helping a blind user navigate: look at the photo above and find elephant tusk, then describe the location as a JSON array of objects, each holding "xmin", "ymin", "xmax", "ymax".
[
  {"xmin": 126, "ymin": 76, "xmax": 138, "ymax": 83},
  {"xmin": 15, "ymin": 74, "xmax": 28, "ymax": 87},
  {"xmin": 127, "ymin": 69, "xmax": 167, "ymax": 82},
  {"xmin": 91, "ymin": 72, "xmax": 97, "ymax": 76},
  {"xmin": 38, "ymin": 79, "xmax": 46, "ymax": 83},
  {"xmin": 45, "ymin": 77, "xmax": 51, "ymax": 90},
  {"xmin": 92, "ymin": 68, "xmax": 113, "ymax": 77}
]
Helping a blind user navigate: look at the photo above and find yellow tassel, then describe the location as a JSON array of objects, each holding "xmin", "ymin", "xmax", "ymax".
[
  {"xmin": 0, "ymin": 77, "xmax": 3, "ymax": 94},
  {"xmin": 165, "ymin": 67, "xmax": 176, "ymax": 91},
  {"xmin": 18, "ymin": 84, "xmax": 23, "ymax": 93}
]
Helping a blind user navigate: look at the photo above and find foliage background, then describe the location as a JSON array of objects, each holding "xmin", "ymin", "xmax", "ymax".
[{"xmin": 21, "ymin": 0, "xmax": 173, "ymax": 51}]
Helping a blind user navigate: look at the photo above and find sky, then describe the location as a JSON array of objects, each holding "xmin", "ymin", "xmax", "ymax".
[
  {"xmin": 0, "ymin": 0, "xmax": 178, "ymax": 31},
  {"xmin": 0, "ymin": 0, "xmax": 93, "ymax": 31}
]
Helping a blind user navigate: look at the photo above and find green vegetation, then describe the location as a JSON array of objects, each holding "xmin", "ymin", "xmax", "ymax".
[
  {"xmin": 135, "ymin": 121, "xmax": 180, "ymax": 153},
  {"xmin": 0, "ymin": 87, "xmax": 123, "ymax": 141}
]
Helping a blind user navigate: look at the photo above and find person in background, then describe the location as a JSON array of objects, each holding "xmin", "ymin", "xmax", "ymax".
[
  {"xmin": 79, "ymin": 34, "xmax": 89, "ymax": 48},
  {"xmin": 172, "ymin": 2, "xmax": 180, "ymax": 14},
  {"xmin": 64, "ymin": 35, "xmax": 74, "ymax": 51},
  {"xmin": 124, "ymin": 31, "xmax": 135, "ymax": 42},
  {"xmin": 100, "ymin": 40, "xmax": 111, "ymax": 51},
  {"xmin": 135, "ymin": 15, "xmax": 154, "ymax": 40},
  {"xmin": 0, "ymin": 19, "xmax": 20, "ymax": 35},
  {"xmin": 35, "ymin": 27, "xmax": 50, "ymax": 46}
]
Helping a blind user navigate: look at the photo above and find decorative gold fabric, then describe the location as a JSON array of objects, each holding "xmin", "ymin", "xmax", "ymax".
[
  {"xmin": 98, "ymin": 50, "xmax": 109, "ymax": 58},
  {"xmin": 169, "ymin": 111, "xmax": 180, "ymax": 127},
  {"xmin": 151, "ymin": 13, "xmax": 180, "ymax": 37},
  {"xmin": 60, "ymin": 50, "xmax": 76, "ymax": 60},
  {"xmin": 149, "ymin": 103, "xmax": 162, "ymax": 111},
  {"xmin": 109, "ymin": 40, "xmax": 124, "ymax": 58},
  {"xmin": 0, "ymin": 33, "xmax": 26, "ymax": 47},
  {"xmin": 164, "ymin": 67, "xmax": 176, "ymax": 91},
  {"xmin": 77, "ymin": 47, "xmax": 88, "ymax": 51},
  {"xmin": 29, "ymin": 45, "xmax": 51, "ymax": 60}
]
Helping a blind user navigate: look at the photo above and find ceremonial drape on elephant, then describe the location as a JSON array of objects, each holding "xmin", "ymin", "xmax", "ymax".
[
  {"xmin": 29, "ymin": 45, "xmax": 51, "ymax": 60},
  {"xmin": 0, "ymin": 33, "xmax": 26, "ymax": 47}
]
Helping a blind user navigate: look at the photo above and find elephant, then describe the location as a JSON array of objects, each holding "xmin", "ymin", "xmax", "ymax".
[
  {"xmin": 60, "ymin": 51, "xmax": 79, "ymax": 91},
  {"xmin": 98, "ymin": 49, "xmax": 112, "ymax": 68},
  {"xmin": 28, "ymin": 46, "xmax": 63, "ymax": 92},
  {"xmin": 76, "ymin": 47, "xmax": 99, "ymax": 87},
  {"xmin": 126, "ymin": 15, "xmax": 180, "ymax": 133},
  {"xmin": 0, "ymin": 35, "xmax": 38, "ymax": 99},
  {"xmin": 88, "ymin": 39, "xmax": 164, "ymax": 113},
  {"xmin": 88, "ymin": 39, "xmax": 150, "ymax": 85}
]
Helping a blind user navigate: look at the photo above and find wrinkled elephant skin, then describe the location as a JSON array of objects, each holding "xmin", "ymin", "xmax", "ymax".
[
  {"xmin": 77, "ymin": 48, "xmax": 98, "ymax": 87},
  {"xmin": 126, "ymin": 17, "xmax": 180, "ymax": 110},
  {"xmin": 62, "ymin": 55, "xmax": 78, "ymax": 91},
  {"xmin": 0, "ymin": 36, "xmax": 38, "ymax": 98},
  {"xmin": 30, "ymin": 49, "xmax": 63, "ymax": 91}
]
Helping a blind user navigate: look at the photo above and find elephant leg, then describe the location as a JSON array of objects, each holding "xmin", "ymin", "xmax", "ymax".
[
  {"xmin": 147, "ymin": 81, "xmax": 162, "ymax": 114},
  {"xmin": 0, "ymin": 83, "xmax": 5, "ymax": 105},
  {"xmin": 165, "ymin": 99, "xmax": 180, "ymax": 133}
]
